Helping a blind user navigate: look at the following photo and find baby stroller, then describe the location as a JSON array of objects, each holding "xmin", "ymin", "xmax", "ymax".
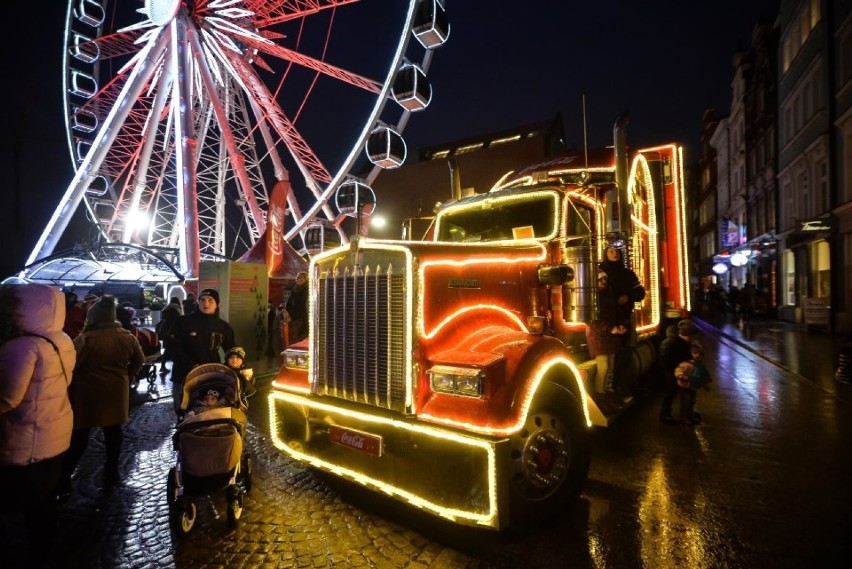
[
  {"xmin": 129, "ymin": 326, "xmax": 161, "ymax": 396},
  {"xmin": 166, "ymin": 363, "xmax": 253, "ymax": 535}
]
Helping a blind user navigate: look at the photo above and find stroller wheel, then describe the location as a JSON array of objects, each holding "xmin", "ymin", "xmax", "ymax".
[
  {"xmin": 172, "ymin": 496, "xmax": 197, "ymax": 535},
  {"xmin": 227, "ymin": 485, "xmax": 243, "ymax": 528},
  {"xmin": 241, "ymin": 454, "xmax": 253, "ymax": 495}
]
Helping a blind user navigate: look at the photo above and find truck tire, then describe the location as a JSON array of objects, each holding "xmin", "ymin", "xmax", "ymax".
[{"xmin": 507, "ymin": 381, "xmax": 590, "ymax": 528}]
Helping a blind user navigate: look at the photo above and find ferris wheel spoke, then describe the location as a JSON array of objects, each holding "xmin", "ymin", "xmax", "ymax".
[
  {"xmin": 116, "ymin": 67, "xmax": 176, "ymax": 242},
  {"xmin": 248, "ymin": 0, "xmax": 359, "ymax": 26},
  {"xmin": 187, "ymin": 24, "xmax": 266, "ymax": 234},
  {"xmin": 241, "ymin": 38, "xmax": 382, "ymax": 94}
]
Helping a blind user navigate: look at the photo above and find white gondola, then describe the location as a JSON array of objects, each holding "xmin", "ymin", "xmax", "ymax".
[
  {"xmin": 366, "ymin": 125, "xmax": 407, "ymax": 169},
  {"xmin": 392, "ymin": 62, "xmax": 432, "ymax": 112},
  {"xmin": 412, "ymin": 0, "xmax": 450, "ymax": 49}
]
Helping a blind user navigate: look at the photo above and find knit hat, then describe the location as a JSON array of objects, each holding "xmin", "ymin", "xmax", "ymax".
[
  {"xmin": 677, "ymin": 319, "xmax": 699, "ymax": 337},
  {"xmin": 87, "ymin": 295, "xmax": 117, "ymax": 324},
  {"xmin": 198, "ymin": 288, "xmax": 219, "ymax": 305},
  {"xmin": 226, "ymin": 346, "xmax": 246, "ymax": 361}
]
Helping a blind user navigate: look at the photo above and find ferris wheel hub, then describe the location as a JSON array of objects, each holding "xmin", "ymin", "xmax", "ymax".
[{"xmin": 145, "ymin": 0, "xmax": 181, "ymax": 27}]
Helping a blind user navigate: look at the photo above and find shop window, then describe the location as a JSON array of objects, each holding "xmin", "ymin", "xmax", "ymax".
[
  {"xmin": 814, "ymin": 240, "xmax": 830, "ymax": 302},
  {"xmin": 784, "ymin": 250, "xmax": 796, "ymax": 306}
]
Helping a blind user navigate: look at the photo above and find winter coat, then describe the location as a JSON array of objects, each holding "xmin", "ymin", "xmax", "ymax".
[
  {"xmin": 659, "ymin": 335, "xmax": 692, "ymax": 377},
  {"xmin": 599, "ymin": 257, "xmax": 646, "ymax": 325},
  {"xmin": 285, "ymin": 283, "xmax": 308, "ymax": 343},
  {"xmin": 70, "ymin": 323, "xmax": 145, "ymax": 428},
  {"xmin": 0, "ymin": 284, "xmax": 76, "ymax": 466},
  {"xmin": 170, "ymin": 311, "xmax": 236, "ymax": 384}
]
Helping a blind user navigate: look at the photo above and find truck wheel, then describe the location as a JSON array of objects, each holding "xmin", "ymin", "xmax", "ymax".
[{"xmin": 507, "ymin": 383, "xmax": 590, "ymax": 528}]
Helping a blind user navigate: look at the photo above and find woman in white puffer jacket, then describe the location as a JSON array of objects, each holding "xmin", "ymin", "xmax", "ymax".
[{"xmin": 0, "ymin": 283, "xmax": 75, "ymax": 548}]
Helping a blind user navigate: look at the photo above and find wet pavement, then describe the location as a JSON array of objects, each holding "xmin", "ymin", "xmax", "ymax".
[{"xmin": 3, "ymin": 316, "xmax": 851, "ymax": 568}]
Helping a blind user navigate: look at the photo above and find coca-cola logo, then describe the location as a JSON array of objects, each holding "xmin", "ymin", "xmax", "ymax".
[
  {"xmin": 329, "ymin": 425, "xmax": 382, "ymax": 456},
  {"xmin": 340, "ymin": 432, "xmax": 365, "ymax": 449}
]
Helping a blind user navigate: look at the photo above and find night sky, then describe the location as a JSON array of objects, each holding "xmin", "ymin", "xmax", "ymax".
[{"xmin": 1, "ymin": 0, "xmax": 779, "ymax": 279}]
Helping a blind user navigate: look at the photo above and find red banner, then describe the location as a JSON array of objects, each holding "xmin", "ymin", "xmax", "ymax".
[{"xmin": 266, "ymin": 178, "xmax": 290, "ymax": 275}]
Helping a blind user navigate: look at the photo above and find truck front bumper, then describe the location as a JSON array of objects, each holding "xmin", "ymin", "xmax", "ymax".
[{"xmin": 268, "ymin": 389, "xmax": 510, "ymax": 529}]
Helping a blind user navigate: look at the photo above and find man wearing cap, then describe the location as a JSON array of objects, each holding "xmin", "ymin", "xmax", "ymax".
[
  {"xmin": 168, "ymin": 288, "xmax": 236, "ymax": 412},
  {"xmin": 658, "ymin": 319, "xmax": 699, "ymax": 424}
]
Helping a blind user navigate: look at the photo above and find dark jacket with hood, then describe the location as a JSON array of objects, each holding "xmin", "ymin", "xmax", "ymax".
[
  {"xmin": 598, "ymin": 249, "xmax": 646, "ymax": 324},
  {"xmin": 71, "ymin": 296, "xmax": 145, "ymax": 428},
  {"xmin": 170, "ymin": 310, "xmax": 236, "ymax": 384}
]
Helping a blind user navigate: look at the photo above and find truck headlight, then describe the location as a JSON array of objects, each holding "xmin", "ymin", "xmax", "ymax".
[
  {"xmin": 427, "ymin": 365, "xmax": 485, "ymax": 398},
  {"xmin": 283, "ymin": 349, "xmax": 309, "ymax": 370}
]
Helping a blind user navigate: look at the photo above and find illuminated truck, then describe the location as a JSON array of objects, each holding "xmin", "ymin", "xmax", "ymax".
[{"xmin": 268, "ymin": 116, "xmax": 691, "ymax": 530}]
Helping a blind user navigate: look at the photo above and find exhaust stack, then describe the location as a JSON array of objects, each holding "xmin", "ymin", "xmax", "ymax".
[{"xmin": 613, "ymin": 112, "xmax": 630, "ymax": 237}]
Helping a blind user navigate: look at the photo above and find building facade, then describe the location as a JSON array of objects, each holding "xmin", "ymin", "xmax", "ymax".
[
  {"xmin": 776, "ymin": 0, "xmax": 851, "ymax": 331},
  {"xmin": 708, "ymin": 20, "xmax": 779, "ymax": 316}
]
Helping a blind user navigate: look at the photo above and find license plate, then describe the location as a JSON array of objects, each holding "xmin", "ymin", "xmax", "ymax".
[{"xmin": 329, "ymin": 425, "xmax": 382, "ymax": 457}]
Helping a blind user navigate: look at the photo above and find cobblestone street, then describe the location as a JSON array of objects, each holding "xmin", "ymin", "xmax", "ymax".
[{"xmin": 4, "ymin": 317, "xmax": 851, "ymax": 569}]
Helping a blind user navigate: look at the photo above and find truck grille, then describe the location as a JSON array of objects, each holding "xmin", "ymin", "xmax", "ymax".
[{"xmin": 314, "ymin": 261, "xmax": 408, "ymax": 413}]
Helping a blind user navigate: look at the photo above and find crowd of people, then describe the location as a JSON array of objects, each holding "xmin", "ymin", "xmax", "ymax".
[
  {"xmin": 1, "ymin": 269, "xmax": 312, "ymax": 552},
  {"xmin": 0, "ymin": 280, "xmax": 253, "ymax": 554}
]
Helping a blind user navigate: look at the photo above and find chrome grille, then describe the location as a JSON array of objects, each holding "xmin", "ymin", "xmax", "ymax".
[{"xmin": 315, "ymin": 259, "xmax": 408, "ymax": 412}]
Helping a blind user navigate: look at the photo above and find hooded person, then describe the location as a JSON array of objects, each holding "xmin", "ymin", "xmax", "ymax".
[
  {"xmin": 285, "ymin": 272, "xmax": 309, "ymax": 344},
  {"xmin": 168, "ymin": 288, "xmax": 236, "ymax": 413},
  {"xmin": 595, "ymin": 244, "xmax": 646, "ymax": 406},
  {"xmin": 156, "ymin": 296, "xmax": 183, "ymax": 375},
  {"xmin": 0, "ymin": 283, "xmax": 76, "ymax": 546},
  {"xmin": 658, "ymin": 319, "xmax": 700, "ymax": 424},
  {"xmin": 63, "ymin": 292, "xmax": 98, "ymax": 339},
  {"xmin": 58, "ymin": 294, "xmax": 145, "ymax": 493}
]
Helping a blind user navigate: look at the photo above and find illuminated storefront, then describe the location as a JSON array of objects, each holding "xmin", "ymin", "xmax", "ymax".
[{"xmin": 777, "ymin": 217, "xmax": 835, "ymax": 325}]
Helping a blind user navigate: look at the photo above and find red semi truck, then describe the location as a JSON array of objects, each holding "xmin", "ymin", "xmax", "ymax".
[{"xmin": 269, "ymin": 116, "xmax": 691, "ymax": 530}]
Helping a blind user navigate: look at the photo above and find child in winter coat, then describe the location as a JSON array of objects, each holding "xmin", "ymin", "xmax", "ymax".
[
  {"xmin": 225, "ymin": 346, "xmax": 255, "ymax": 397},
  {"xmin": 675, "ymin": 343, "xmax": 712, "ymax": 425},
  {"xmin": 187, "ymin": 388, "xmax": 228, "ymax": 417}
]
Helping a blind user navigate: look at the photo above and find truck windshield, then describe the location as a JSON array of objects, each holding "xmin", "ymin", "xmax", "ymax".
[{"xmin": 436, "ymin": 193, "xmax": 557, "ymax": 243}]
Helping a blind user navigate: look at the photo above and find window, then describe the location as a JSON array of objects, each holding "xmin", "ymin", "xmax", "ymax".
[
  {"xmin": 817, "ymin": 160, "xmax": 828, "ymax": 213},
  {"xmin": 814, "ymin": 240, "xmax": 830, "ymax": 301},
  {"xmin": 845, "ymin": 130, "xmax": 852, "ymax": 203},
  {"xmin": 436, "ymin": 193, "xmax": 559, "ymax": 243},
  {"xmin": 798, "ymin": 170, "xmax": 810, "ymax": 218},
  {"xmin": 784, "ymin": 250, "xmax": 796, "ymax": 305},
  {"xmin": 782, "ymin": 0, "xmax": 821, "ymax": 73}
]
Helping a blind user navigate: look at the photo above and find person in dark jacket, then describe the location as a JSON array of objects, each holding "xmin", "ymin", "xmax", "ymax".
[
  {"xmin": 157, "ymin": 296, "xmax": 183, "ymax": 376},
  {"xmin": 659, "ymin": 319, "xmax": 698, "ymax": 424},
  {"xmin": 586, "ymin": 268, "xmax": 629, "ymax": 405},
  {"xmin": 58, "ymin": 295, "xmax": 145, "ymax": 493},
  {"xmin": 285, "ymin": 272, "xmax": 309, "ymax": 344},
  {"xmin": 182, "ymin": 292, "xmax": 198, "ymax": 316},
  {"xmin": 598, "ymin": 245, "xmax": 646, "ymax": 402},
  {"xmin": 169, "ymin": 288, "xmax": 236, "ymax": 412}
]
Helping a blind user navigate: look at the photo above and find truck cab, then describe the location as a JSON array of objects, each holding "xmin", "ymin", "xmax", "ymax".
[{"xmin": 268, "ymin": 123, "xmax": 690, "ymax": 531}]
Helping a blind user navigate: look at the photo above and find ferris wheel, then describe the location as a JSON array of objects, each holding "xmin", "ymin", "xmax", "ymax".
[{"xmin": 26, "ymin": 0, "xmax": 449, "ymax": 278}]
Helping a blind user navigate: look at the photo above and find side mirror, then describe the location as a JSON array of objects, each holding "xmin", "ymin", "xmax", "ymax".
[{"xmin": 537, "ymin": 264, "xmax": 574, "ymax": 286}]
